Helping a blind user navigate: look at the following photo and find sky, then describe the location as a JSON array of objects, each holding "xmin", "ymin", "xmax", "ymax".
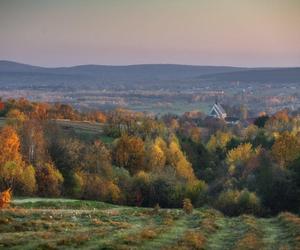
[{"xmin": 0, "ymin": 0, "xmax": 300, "ymax": 67}]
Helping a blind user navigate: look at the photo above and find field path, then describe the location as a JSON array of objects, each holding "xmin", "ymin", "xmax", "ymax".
[{"xmin": 205, "ymin": 217, "xmax": 247, "ymax": 250}]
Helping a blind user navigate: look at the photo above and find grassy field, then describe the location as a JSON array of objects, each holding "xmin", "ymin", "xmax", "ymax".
[
  {"xmin": 55, "ymin": 120, "xmax": 115, "ymax": 143},
  {"xmin": 129, "ymin": 102, "xmax": 211, "ymax": 116},
  {"xmin": 0, "ymin": 118, "xmax": 115, "ymax": 144},
  {"xmin": 0, "ymin": 198, "xmax": 299, "ymax": 249}
]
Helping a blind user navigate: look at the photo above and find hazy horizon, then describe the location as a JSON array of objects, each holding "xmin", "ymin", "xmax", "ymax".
[
  {"xmin": 1, "ymin": 0, "xmax": 300, "ymax": 67},
  {"xmin": 2, "ymin": 59, "xmax": 300, "ymax": 69}
]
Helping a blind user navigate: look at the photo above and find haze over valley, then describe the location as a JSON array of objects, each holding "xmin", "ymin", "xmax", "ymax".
[{"xmin": 1, "ymin": 60, "xmax": 300, "ymax": 116}]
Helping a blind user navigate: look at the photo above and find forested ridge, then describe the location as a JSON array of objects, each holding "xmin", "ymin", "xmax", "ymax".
[{"xmin": 1, "ymin": 98, "xmax": 300, "ymax": 216}]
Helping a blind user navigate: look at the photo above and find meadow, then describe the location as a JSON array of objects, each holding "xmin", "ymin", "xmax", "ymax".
[
  {"xmin": 0, "ymin": 118, "xmax": 115, "ymax": 144},
  {"xmin": 54, "ymin": 119, "xmax": 115, "ymax": 143},
  {"xmin": 0, "ymin": 198, "xmax": 299, "ymax": 250}
]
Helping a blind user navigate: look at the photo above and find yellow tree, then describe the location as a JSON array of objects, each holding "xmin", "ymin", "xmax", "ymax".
[
  {"xmin": 0, "ymin": 126, "xmax": 22, "ymax": 166},
  {"xmin": 207, "ymin": 131, "xmax": 232, "ymax": 152},
  {"xmin": 226, "ymin": 143, "xmax": 257, "ymax": 175},
  {"xmin": 168, "ymin": 140, "xmax": 196, "ymax": 182},
  {"xmin": 271, "ymin": 132, "xmax": 300, "ymax": 167},
  {"xmin": 145, "ymin": 137, "xmax": 166, "ymax": 171},
  {"xmin": 6, "ymin": 108, "xmax": 28, "ymax": 128},
  {"xmin": 0, "ymin": 126, "xmax": 36, "ymax": 194}
]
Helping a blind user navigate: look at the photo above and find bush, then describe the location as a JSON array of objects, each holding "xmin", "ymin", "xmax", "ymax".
[
  {"xmin": 19, "ymin": 165, "xmax": 36, "ymax": 195},
  {"xmin": 178, "ymin": 231, "xmax": 206, "ymax": 249},
  {"xmin": 71, "ymin": 171, "xmax": 84, "ymax": 198},
  {"xmin": 36, "ymin": 163, "xmax": 64, "ymax": 197},
  {"xmin": 0, "ymin": 162, "xmax": 36, "ymax": 196},
  {"xmin": 183, "ymin": 198, "xmax": 193, "ymax": 214},
  {"xmin": 0, "ymin": 161, "xmax": 22, "ymax": 191},
  {"xmin": 0, "ymin": 188, "xmax": 12, "ymax": 208},
  {"xmin": 216, "ymin": 189, "xmax": 261, "ymax": 216},
  {"xmin": 185, "ymin": 180, "xmax": 208, "ymax": 207},
  {"xmin": 148, "ymin": 177, "xmax": 176, "ymax": 208},
  {"xmin": 106, "ymin": 181, "xmax": 121, "ymax": 203}
]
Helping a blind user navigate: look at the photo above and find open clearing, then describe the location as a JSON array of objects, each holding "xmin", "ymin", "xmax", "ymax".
[
  {"xmin": 0, "ymin": 118, "xmax": 115, "ymax": 143},
  {"xmin": 0, "ymin": 198, "xmax": 299, "ymax": 249}
]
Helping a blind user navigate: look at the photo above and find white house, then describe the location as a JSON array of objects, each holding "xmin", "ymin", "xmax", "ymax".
[{"xmin": 209, "ymin": 102, "xmax": 227, "ymax": 119}]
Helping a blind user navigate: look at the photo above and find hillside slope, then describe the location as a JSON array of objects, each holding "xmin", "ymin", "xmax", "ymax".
[
  {"xmin": 0, "ymin": 198, "xmax": 299, "ymax": 249},
  {"xmin": 202, "ymin": 67, "xmax": 300, "ymax": 83},
  {"xmin": 1, "ymin": 60, "xmax": 300, "ymax": 89}
]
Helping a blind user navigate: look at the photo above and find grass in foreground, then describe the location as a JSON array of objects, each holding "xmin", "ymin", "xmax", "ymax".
[{"xmin": 0, "ymin": 198, "xmax": 299, "ymax": 249}]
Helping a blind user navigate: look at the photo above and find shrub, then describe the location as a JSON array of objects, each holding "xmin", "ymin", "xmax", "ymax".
[
  {"xmin": 140, "ymin": 228, "xmax": 157, "ymax": 239},
  {"xmin": 36, "ymin": 163, "xmax": 64, "ymax": 197},
  {"xmin": 19, "ymin": 165, "xmax": 36, "ymax": 195},
  {"xmin": 0, "ymin": 188, "xmax": 12, "ymax": 208},
  {"xmin": 216, "ymin": 189, "xmax": 261, "ymax": 216},
  {"xmin": 180, "ymin": 231, "xmax": 206, "ymax": 249},
  {"xmin": 234, "ymin": 232, "xmax": 263, "ymax": 250},
  {"xmin": 0, "ymin": 161, "xmax": 37, "ymax": 196},
  {"xmin": 106, "ymin": 181, "xmax": 121, "ymax": 203},
  {"xmin": 71, "ymin": 171, "xmax": 84, "ymax": 198},
  {"xmin": 153, "ymin": 203, "xmax": 160, "ymax": 213},
  {"xmin": 183, "ymin": 198, "xmax": 193, "ymax": 214},
  {"xmin": 185, "ymin": 180, "xmax": 208, "ymax": 207},
  {"xmin": 0, "ymin": 161, "xmax": 22, "ymax": 190},
  {"xmin": 81, "ymin": 174, "xmax": 106, "ymax": 200}
]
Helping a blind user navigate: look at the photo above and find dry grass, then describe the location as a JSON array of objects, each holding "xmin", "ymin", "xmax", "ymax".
[
  {"xmin": 57, "ymin": 234, "xmax": 90, "ymax": 246},
  {"xmin": 177, "ymin": 231, "xmax": 206, "ymax": 250},
  {"xmin": 233, "ymin": 215, "xmax": 264, "ymax": 250},
  {"xmin": 140, "ymin": 228, "xmax": 158, "ymax": 239},
  {"xmin": 278, "ymin": 212, "xmax": 300, "ymax": 248},
  {"xmin": 234, "ymin": 232, "xmax": 263, "ymax": 250},
  {"xmin": 199, "ymin": 217, "xmax": 219, "ymax": 234},
  {"xmin": 0, "ymin": 199, "xmax": 299, "ymax": 249}
]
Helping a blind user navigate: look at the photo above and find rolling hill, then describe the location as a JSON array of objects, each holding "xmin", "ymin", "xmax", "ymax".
[
  {"xmin": 202, "ymin": 67, "xmax": 300, "ymax": 83},
  {"xmin": 1, "ymin": 61, "xmax": 299, "ymax": 89},
  {"xmin": 0, "ymin": 198, "xmax": 299, "ymax": 249}
]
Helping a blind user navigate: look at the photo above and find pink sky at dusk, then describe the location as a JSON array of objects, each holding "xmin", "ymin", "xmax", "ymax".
[{"xmin": 0, "ymin": 0, "xmax": 299, "ymax": 67}]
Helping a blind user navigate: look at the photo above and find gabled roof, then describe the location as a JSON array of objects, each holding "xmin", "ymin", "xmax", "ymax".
[
  {"xmin": 214, "ymin": 103, "xmax": 226, "ymax": 115},
  {"xmin": 209, "ymin": 103, "xmax": 227, "ymax": 118}
]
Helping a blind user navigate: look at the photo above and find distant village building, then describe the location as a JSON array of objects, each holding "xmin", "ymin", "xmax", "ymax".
[
  {"xmin": 209, "ymin": 102, "xmax": 227, "ymax": 119},
  {"xmin": 208, "ymin": 102, "xmax": 240, "ymax": 125}
]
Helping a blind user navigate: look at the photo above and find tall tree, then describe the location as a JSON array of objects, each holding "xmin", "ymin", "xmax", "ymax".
[
  {"xmin": 0, "ymin": 126, "xmax": 22, "ymax": 166},
  {"xmin": 113, "ymin": 134, "xmax": 145, "ymax": 174},
  {"xmin": 271, "ymin": 132, "xmax": 300, "ymax": 167}
]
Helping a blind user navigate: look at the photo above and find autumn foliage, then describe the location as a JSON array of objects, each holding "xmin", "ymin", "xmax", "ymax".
[
  {"xmin": 183, "ymin": 198, "xmax": 193, "ymax": 214},
  {"xmin": 1, "ymin": 99, "xmax": 300, "ymax": 216},
  {"xmin": 0, "ymin": 126, "xmax": 22, "ymax": 166},
  {"xmin": 0, "ymin": 188, "xmax": 12, "ymax": 208}
]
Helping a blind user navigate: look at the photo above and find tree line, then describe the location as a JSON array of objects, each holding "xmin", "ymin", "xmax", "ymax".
[{"xmin": 0, "ymin": 98, "xmax": 300, "ymax": 216}]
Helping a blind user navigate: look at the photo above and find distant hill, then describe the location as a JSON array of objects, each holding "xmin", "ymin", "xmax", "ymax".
[
  {"xmin": 0, "ymin": 61, "xmax": 245, "ymax": 87},
  {"xmin": 0, "ymin": 60, "xmax": 245, "ymax": 75},
  {"xmin": 201, "ymin": 68, "xmax": 300, "ymax": 83},
  {"xmin": 0, "ymin": 60, "xmax": 299, "ymax": 88},
  {"xmin": 0, "ymin": 60, "xmax": 45, "ymax": 72}
]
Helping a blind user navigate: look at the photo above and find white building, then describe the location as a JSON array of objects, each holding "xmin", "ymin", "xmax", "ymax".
[{"xmin": 209, "ymin": 102, "xmax": 227, "ymax": 119}]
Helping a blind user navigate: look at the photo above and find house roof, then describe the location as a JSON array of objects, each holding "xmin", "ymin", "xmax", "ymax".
[
  {"xmin": 214, "ymin": 103, "xmax": 226, "ymax": 115},
  {"xmin": 209, "ymin": 103, "xmax": 227, "ymax": 118},
  {"xmin": 225, "ymin": 117, "xmax": 239, "ymax": 122}
]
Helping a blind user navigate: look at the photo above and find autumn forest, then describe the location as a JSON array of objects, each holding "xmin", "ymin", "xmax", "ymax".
[{"xmin": 0, "ymin": 98, "xmax": 300, "ymax": 218}]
